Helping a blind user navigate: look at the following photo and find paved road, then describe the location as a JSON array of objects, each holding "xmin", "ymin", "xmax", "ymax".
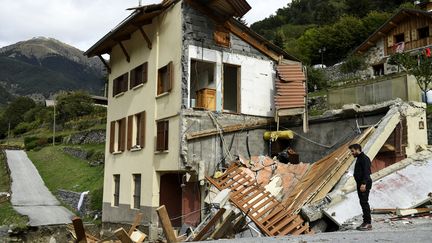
[{"xmin": 6, "ymin": 150, "xmax": 74, "ymax": 226}]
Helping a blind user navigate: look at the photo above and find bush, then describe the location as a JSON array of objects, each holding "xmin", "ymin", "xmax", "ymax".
[
  {"xmin": 340, "ymin": 55, "xmax": 367, "ymax": 74},
  {"xmin": 56, "ymin": 92, "xmax": 95, "ymax": 125},
  {"xmin": 13, "ymin": 122, "xmax": 38, "ymax": 135},
  {"xmin": 24, "ymin": 135, "xmax": 63, "ymax": 150},
  {"xmin": 307, "ymin": 67, "xmax": 327, "ymax": 91}
]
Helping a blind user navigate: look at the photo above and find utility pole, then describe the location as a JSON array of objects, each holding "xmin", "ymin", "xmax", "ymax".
[
  {"xmin": 7, "ymin": 122, "xmax": 10, "ymax": 146},
  {"xmin": 319, "ymin": 47, "xmax": 326, "ymax": 66},
  {"xmin": 53, "ymin": 101, "xmax": 56, "ymax": 146}
]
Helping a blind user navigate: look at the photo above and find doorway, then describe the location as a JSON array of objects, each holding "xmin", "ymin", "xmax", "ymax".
[{"xmin": 223, "ymin": 64, "xmax": 240, "ymax": 112}]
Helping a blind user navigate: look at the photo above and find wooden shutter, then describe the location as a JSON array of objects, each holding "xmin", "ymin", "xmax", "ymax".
[
  {"xmin": 411, "ymin": 29, "xmax": 418, "ymax": 41},
  {"xmin": 139, "ymin": 111, "xmax": 146, "ymax": 147},
  {"xmin": 156, "ymin": 121, "xmax": 165, "ymax": 151},
  {"xmin": 405, "ymin": 31, "xmax": 411, "ymax": 42},
  {"xmin": 119, "ymin": 118, "xmax": 126, "ymax": 152},
  {"xmin": 123, "ymin": 73, "xmax": 129, "ymax": 92},
  {"xmin": 127, "ymin": 115, "xmax": 133, "ymax": 150},
  {"xmin": 164, "ymin": 120, "xmax": 169, "ymax": 150},
  {"xmin": 130, "ymin": 70, "xmax": 136, "ymax": 89},
  {"xmin": 167, "ymin": 61, "xmax": 173, "ymax": 92},
  {"xmin": 387, "ymin": 36, "xmax": 394, "ymax": 47},
  {"xmin": 110, "ymin": 121, "xmax": 116, "ymax": 153},
  {"xmin": 113, "ymin": 79, "xmax": 118, "ymax": 97},
  {"xmin": 143, "ymin": 62, "xmax": 148, "ymax": 83}
]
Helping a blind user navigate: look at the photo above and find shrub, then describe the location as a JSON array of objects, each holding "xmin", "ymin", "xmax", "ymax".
[{"xmin": 340, "ymin": 55, "xmax": 367, "ymax": 74}]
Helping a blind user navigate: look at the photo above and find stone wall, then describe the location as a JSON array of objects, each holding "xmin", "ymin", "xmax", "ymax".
[
  {"xmin": 62, "ymin": 147, "xmax": 104, "ymax": 166},
  {"xmin": 63, "ymin": 129, "xmax": 105, "ymax": 145},
  {"xmin": 57, "ymin": 189, "xmax": 92, "ymax": 216}
]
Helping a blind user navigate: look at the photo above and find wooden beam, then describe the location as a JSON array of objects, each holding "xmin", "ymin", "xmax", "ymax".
[
  {"xmin": 72, "ymin": 217, "xmax": 88, "ymax": 243},
  {"xmin": 156, "ymin": 205, "xmax": 178, "ymax": 243},
  {"xmin": 98, "ymin": 55, "xmax": 111, "ymax": 74},
  {"xmin": 114, "ymin": 228, "xmax": 133, "ymax": 243},
  {"xmin": 192, "ymin": 208, "xmax": 226, "ymax": 241},
  {"xmin": 371, "ymin": 208, "xmax": 397, "ymax": 214},
  {"xmin": 210, "ymin": 210, "xmax": 236, "ymax": 240},
  {"xmin": 186, "ymin": 119, "xmax": 272, "ymax": 140},
  {"xmin": 225, "ymin": 20, "xmax": 282, "ymax": 62},
  {"xmin": 128, "ymin": 212, "xmax": 144, "ymax": 235},
  {"xmin": 396, "ymin": 208, "xmax": 432, "ymax": 217},
  {"xmin": 118, "ymin": 41, "xmax": 131, "ymax": 62},
  {"xmin": 138, "ymin": 26, "xmax": 152, "ymax": 49}
]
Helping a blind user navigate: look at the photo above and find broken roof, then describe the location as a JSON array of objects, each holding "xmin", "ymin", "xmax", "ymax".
[
  {"xmin": 85, "ymin": 0, "xmax": 299, "ymax": 62},
  {"xmin": 354, "ymin": 8, "xmax": 432, "ymax": 54}
]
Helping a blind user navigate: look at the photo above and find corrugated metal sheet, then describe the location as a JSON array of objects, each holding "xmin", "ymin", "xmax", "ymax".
[{"xmin": 275, "ymin": 64, "xmax": 306, "ymax": 110}]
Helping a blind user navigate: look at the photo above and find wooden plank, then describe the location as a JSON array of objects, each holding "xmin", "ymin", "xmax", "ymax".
[
  {"xmin": 210, "ymin": 210, "xmax": 236, "ymax": 239},
  {"xmin": 278, "ymin": 217, "xmax": 304, "ymax": 236},
  {"xmin": 269, "ymin": 214, "xmax": 297, "ymax": 235},
  {"xmin": 114, "ymin": 228, "xmax": 133, "ymax": 243},
  {"xmin": 186, "ymin": 119, "xmax": 272, "ymax": 140},
  {"xmin": 192, "ymin": 208, "xmax": 226, "ymax": 241},
  {"xmin": 396, "ymin": 208, "xmax": 432, "ymax": 217},
  {"xmin": 156, "ymin": 205, "xmax": 178, "ymax": 243},
  {"xmin": 72, "ymin": 217, "xmax": 88, "ymax": 243},
  {"xmin": 128, "ymin": 213, "xmax": 144, "ymax": 236},
  {"xmin": 371, "ymin": 208, "xmax": 397, "ymax": 214}
]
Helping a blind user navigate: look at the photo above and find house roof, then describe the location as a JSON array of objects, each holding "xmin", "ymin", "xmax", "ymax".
[
  {"xmin": 354, "ymin": 8, "xmax": 432, "ymax": 54},
  {"xmin": 85, "ymin": 0, "xmax": 298, "ymax": 62}
]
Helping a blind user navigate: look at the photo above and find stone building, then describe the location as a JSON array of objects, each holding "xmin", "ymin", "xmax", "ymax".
[{"xmin": 84, "ymin": 0, "xmax": 307, "ymax": 238}]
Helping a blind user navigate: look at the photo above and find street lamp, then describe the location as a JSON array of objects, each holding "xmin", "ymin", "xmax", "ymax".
[{"xmin": 318, "ymin": 47, "xmax": 326, "ymax": 66}]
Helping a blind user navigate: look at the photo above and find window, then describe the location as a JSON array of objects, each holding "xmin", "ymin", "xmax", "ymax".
[
  {"xmin": 372, "ymin": 64, "xmax": 384, "ymax": 76},
  {"xmin": 157, "ymin": 62, "xmax": 173, "ymax": 95},
  {"xmin": 394, "ymin": 33, "xmax": 405, "ymax": 44},
  {"xmin": 113, "ymin": 73, "xmax": 129, "ymax": 97},
  {"xmin": 110, "ymin": 118, "xmax": 126, "ymax": 153},
  {"xmin": 156, "ymin": 120, "xmax": 169, "ymax": 151},
  {"xmin": 113, "ymin": 174, "xmax": 120, "ymax": 206},
  {"xmin": 214, "ymin": 26, "xmax": 230, "ymax": 47},
  {"xmin": 418, "ymin": 26, "xmax": 430, "ymax": 39},
  {"xmin": 127, "ymin": 111, "xmax": 146, "ymax": 150},
  {"xmin": 132, "ymin": 174, "xmax": 141, "ymax": 209},
  {"xmin": 130, "ymin": 62, "xmax": 148, "ymax": 89},
  {"xmin": 223, "ymin": 64, "xmax": 241, "ymax": 113},
  {"xmin": 190, "ymin": 60, "xmax": 216, "ymax": 110}
]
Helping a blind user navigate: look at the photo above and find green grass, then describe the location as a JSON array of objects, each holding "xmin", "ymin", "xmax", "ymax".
[
  {"xmin": 0, "ymin": 152, "xmax": 28, "ymax": 227},
  {"xmin": 308, "ymin": 89, "xmax": 327, "ymax": 97},
  {"xmin": 27, "ymin": 146, "xmax": 104, "ymax": 211}
]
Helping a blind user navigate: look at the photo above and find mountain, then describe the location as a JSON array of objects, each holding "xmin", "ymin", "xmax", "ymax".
[{"xmin": 0, "ymin": 37, "xmax": 106, "ymax": 99}]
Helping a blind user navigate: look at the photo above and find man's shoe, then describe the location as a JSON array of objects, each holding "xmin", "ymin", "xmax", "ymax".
[{"xmin": 356, "ymin": 223, "xmax": 372, "ymax": 231}]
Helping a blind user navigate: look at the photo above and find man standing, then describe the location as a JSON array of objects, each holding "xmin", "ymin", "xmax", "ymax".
[{"xmin": 349, "ymin": 143, "xmax": 372, "ymax": 231}]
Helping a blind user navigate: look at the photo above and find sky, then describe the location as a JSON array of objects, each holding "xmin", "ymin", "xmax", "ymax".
[{"xmin": 0, "ymin": 0, "xmax": 289, "ymax": 51}]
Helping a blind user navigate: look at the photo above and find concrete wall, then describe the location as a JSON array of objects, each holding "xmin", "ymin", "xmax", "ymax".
[
  {"xmin": 103, "ymin": 2, "xmax": 182, "ymax": 227},
  {"xmin": 286, "ymin": 115, "xmax": 383, "ymax": 163},
  {"xmin": 327, "ymin": 73, "xmax": 422, "ymax": 108}
]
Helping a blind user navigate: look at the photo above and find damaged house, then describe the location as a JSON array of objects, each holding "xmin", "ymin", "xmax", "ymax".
[{"xmin": 84, "ymin": 0, "xmax": 307, "ymax": 238}]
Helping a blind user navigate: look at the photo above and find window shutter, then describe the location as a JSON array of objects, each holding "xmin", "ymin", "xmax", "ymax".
[
  {"xmin": 130, "ymin": 70, "xmax": 136, "ymax": 89},
  {"xmin": 164, "ymin": 121, "xmax": 169, "ymax": 150},
  {"xmin": 156, "ymin": 121, "xmax": 165, "ymax": 151},
  {"xmin": 120, "ymin": 118, "xmax": 126, "ymax": 152},
  {"xmin": 387, "ymin": 36, "xmax": 394, "ymax": 47},
  {"xmin": 411, "ymin": 29, "xmax": 418, "ymax": 41},
  {"xmin": 139, "ymin": 111, "xmax": 146, "ymax": 147},
  {"xmin": 113, "ymin": 79, "xmax": 118, "ymax": 97},
  {"xmin": 110, "ymin": 121, "xmax": 115, "ymax": 153},
  {"xmin": 127, "ymin": 115, "xmax": 133, "ymax": 150},
  {"xmin": 123, "ymin": 73, "xmax": 129, "ymax": 92},
  {"xmin": 405, "ymin": 32, "xmax": 411, "ymax": 42},
  {"xmin": 167, "ymin": 61, "xmax": 173, "ymax": 92},
  {"xmin": 143, "ymin": 62, "xmax": 148, "ymax": 83}
]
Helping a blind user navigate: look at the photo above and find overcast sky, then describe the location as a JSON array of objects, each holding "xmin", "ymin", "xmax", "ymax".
[{"xmin": 0, "ymin": 0, "xmax": 289, "ymax": 51}]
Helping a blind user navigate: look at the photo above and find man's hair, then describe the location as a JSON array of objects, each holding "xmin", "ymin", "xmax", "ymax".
[{"xmin": 348, "ymin": 143, "xmax": 362, "ymax": 151}]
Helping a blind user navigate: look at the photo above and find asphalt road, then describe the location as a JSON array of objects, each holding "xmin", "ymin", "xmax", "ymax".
[{"xmin": 6, "ymin": 150, "xmax": 73, "ymax": 226}]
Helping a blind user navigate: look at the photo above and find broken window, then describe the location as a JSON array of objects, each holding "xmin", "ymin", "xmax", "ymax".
[
  {"xmin": 130, "ymin": 62, "xmax": 148, "ymax": 89},
  {"xmin": 157, "ymin": 62, "xmax": 173, "ymax": 95},
  {"xmin": 418, "ymin": 26, "xmax": 430, "ymax": 39},
  {"xmin": 132, "ymin": 174, "xmax": 141, "ymax": 209},
  {"xmin": 223, "ymin": 64, "xmax": 240, "ymax": 113},
  {"xmin": 113, "ymin": 72, "xmax": 128, "ymax": 97},
  {"xmin": 372, "ymin": 64, "xmax": 385, "ymax": 76},
  {"xmin": 190, "ymin": 60, "xmax": 216, "ymax": 110},
  {"xmin": 110, "ymin": 118, "xmax": 126, "ymax": 153},
  {"xmin": 394, "ymin": 33, "xmax": 405, "ymax": 44},
  {"xmin": 127, "ymin": 111, "xmax": 146, "ymax": 150},
  {"xmin": 156, "ymin": 120, "xmax": 169, "ymax": 151},
  {"xmin": 113, "ymin": 174, "xmax": 120, "ymax": 207}
]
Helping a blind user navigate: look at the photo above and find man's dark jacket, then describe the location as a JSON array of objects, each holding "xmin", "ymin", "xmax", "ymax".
[{"xmin": 354, "ymin": 152, "xmax": 372, "ymax": 184}]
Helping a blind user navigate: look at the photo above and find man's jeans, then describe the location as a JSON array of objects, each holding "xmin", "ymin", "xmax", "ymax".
[{"xmin": 356, "ymin": 180, "xmax": 372, "ymax": 224}]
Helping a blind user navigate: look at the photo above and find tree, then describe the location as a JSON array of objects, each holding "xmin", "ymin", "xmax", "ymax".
[
  {"xmin": 389, "ymin": 51, "xmax": 432, "ymax": 104},
  {"xmin": 3, "ymin": 97, "xmax": 36, "ymax": 128},
  {"xmin": 55, "ymin": 91, "xmax": 95, "ymax": 124}
]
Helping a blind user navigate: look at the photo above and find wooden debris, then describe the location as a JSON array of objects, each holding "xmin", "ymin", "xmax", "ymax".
[
  {"xmin": 114, "ymin": 228, "xmax": 133, "ymax": 243},
  {"xmin": 192, "ymin": 208, "xmax": 226, "ymax": 241},
  {"xmin": 128, "ymin": 212, "xmax": 144, "ymax": 235},
  {"xmin": 70, "ymin": 217, "xmax": 100, "ymax": 243},
  {"xmin": 371, "ymin": 208, "xmax": 397, "ymax": 214},
  {"xmin": 210, "ymin": 210, "xmax": 236, "ymax": 240},
  {"xmin": 156, "ymin": 205, "xmax": 178, "ymax": 243},
  {"xmin": 396, "ymin": 208, "xmax": 432, "ymax": 217}
]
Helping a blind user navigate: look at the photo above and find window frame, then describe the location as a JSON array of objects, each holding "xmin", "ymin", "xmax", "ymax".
[
  {"xmin": 157, "ymin": 62, "xmax": 173, "ymax": 96},
  {"xmin": 394, "ymin": 33, "xmax": 405, "ymax": 44},
  {"xmin": 113, "ymin": 174, "xmax": 120, "ymax": 207},
  {"xmin": 132, "ymin": 174, "xmax": 141, "ymax": 209},
  {"xmin": 156, "ymin": 120, "xmax": 169, "ymax": 152},
  {"xmin": 130, "ymin": 62, "xmax": 148, "ymax": 89},
  {"xmin": 418, "ymin": 26, "xmax": 430, "ymax": 40},
  {"xmin": 113, "ymin": 72, "xmax": 129, "ymax": 97}
]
